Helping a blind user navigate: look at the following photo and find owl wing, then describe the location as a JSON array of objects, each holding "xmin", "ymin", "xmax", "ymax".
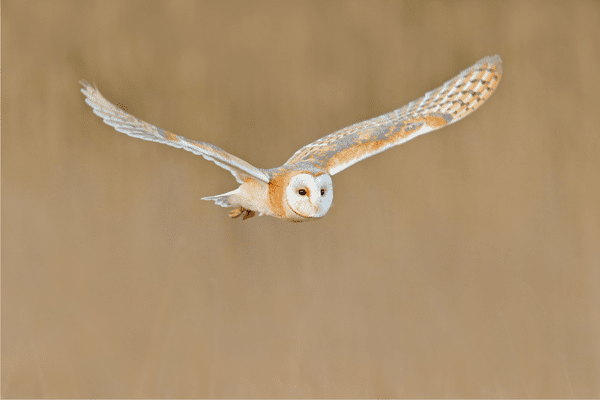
[
  {"xmin": 285, "ymin": 55, "xmax": 502, "ymax": 175},
  {"xmin": 80, "ymin": 81, "xmax": 270, "ymax": 184}
]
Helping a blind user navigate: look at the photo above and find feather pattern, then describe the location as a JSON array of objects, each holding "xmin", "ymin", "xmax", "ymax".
[
  {"xmin": 285, "ymin": 55, "xmax": 502, "ymax": 175},
  {"xmin": 79, "ymin": 81, "xmax": 270, "ymax": 184}
]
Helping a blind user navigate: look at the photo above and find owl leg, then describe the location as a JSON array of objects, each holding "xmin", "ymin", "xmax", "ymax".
[
  {"xmin": 229, "ymin": 208, "xmax": 243, "ymax": 218},
  {"xmin": 228, "ymin": 207, "xmax": 256, "ymax": 220},
  {"xmin": 242, "ymin": 210, "xmax": 256, "ymax": 220}
]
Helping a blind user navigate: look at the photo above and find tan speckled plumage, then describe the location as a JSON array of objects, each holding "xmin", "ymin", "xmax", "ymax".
[
  {"xmin": 285, "ymin": 55, "xmax": 502, "ymax": 175},
  {"xmin": 80, "ymin": 55, "xmax": 502, "ymax": 222}
]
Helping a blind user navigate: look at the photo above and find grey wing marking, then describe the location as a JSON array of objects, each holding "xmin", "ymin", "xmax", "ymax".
[
  {"xmin": 80, "ymin": 81, "xmax": 270, "ymax": 184},
  {"xmin": 285, "ymin": 55, "xmax": 502, "ymax": 175}
]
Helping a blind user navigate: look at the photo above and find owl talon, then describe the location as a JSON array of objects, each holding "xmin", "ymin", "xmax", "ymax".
[
  {"xmin": 229, "ymin": 208, "xmax": 243, "ymax": 218},
  {"xmin": 229, "ymin": 207, "xmax": 256, "ymax": 220}
]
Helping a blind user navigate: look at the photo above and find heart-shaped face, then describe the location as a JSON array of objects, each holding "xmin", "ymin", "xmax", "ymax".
[{"xmin": 285, "ymin": 173, "xmax": 333, "ymax": 219}]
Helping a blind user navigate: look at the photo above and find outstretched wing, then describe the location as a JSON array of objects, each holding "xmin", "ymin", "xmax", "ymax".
[
  {"xmin": 285, "ymin": 55, "xmax": 502, "ymax": 175},
  {"xmin": 80, "ymin": 81, "xmax": 270, "ymax": 184}
]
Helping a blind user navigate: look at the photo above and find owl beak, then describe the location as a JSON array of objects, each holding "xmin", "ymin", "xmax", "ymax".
[
  {"xmin": 303, "ymin": 200, "xmax": 319, "ymax": 218},
  {"xmin": 309, "ymin": 196, "xmax": 319, "ymax": 210},
  {"xmin": 305, "ymin": 201, "xmax": 318, "ymax": 215}
]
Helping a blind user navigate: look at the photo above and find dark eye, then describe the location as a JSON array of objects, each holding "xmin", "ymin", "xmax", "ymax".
[
  {"xmin": 321, "ymin": 189, "xmax": 325, "ymax": 196},
  {"xmin": 298, "ymin": 189, "xmax": 307, "ymax": 196}
]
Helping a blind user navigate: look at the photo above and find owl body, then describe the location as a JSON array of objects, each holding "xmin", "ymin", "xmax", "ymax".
[
  {"xmin": 80, "ymin": 55, "xmax": 502, "ymax": 222},
  {"xmin": 207, "ymin": 165, "xmax": 333, "ymax": 222}
]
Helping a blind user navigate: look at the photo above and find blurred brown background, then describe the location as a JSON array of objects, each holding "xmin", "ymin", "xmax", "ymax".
[{"xmin": 3, "ymin": 0, "xmax": 600, "ymax": 397}]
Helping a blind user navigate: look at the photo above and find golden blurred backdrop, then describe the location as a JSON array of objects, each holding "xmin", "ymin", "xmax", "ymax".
[{"xmin": 2, "ymin": 0, "xmax": 600, "ymax": 397}]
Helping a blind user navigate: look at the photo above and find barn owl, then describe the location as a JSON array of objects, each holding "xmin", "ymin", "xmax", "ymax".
[{"xmin": 81, "ymin": 55, "xmax": 502, "ymax": 222}]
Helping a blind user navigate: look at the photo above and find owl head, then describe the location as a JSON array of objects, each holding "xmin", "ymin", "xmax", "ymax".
[{"xmin": 284, "ymin": 172, "xmax": 333, "ymax": 220}]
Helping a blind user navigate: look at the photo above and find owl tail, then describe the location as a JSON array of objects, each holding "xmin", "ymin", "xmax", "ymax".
[
  {"xmin": 201, "ymin": 188, "xmax": 240, "ymax": 208},
  {"xmin": 202, "ymin": 188, "xmax": 257, "ymax": 220}
]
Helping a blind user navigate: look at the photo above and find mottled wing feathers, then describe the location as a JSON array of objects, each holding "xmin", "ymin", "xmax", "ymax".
[
  {"xmin": 80, "ymin": 81, "xmax": 270, "ymax": 184},
  {"xmin": 285, "ymin": 55, "xmax": 502, "ymax": 175}
]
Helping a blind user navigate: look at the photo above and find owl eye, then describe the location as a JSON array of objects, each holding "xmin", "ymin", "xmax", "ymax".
[
  {"xmin": 298, "ymin": 189, "xmax": 307, "ymax": 196},
  {"xmin": 321, "ymin": 189, "xmax": 325, "ymax": 196}
]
